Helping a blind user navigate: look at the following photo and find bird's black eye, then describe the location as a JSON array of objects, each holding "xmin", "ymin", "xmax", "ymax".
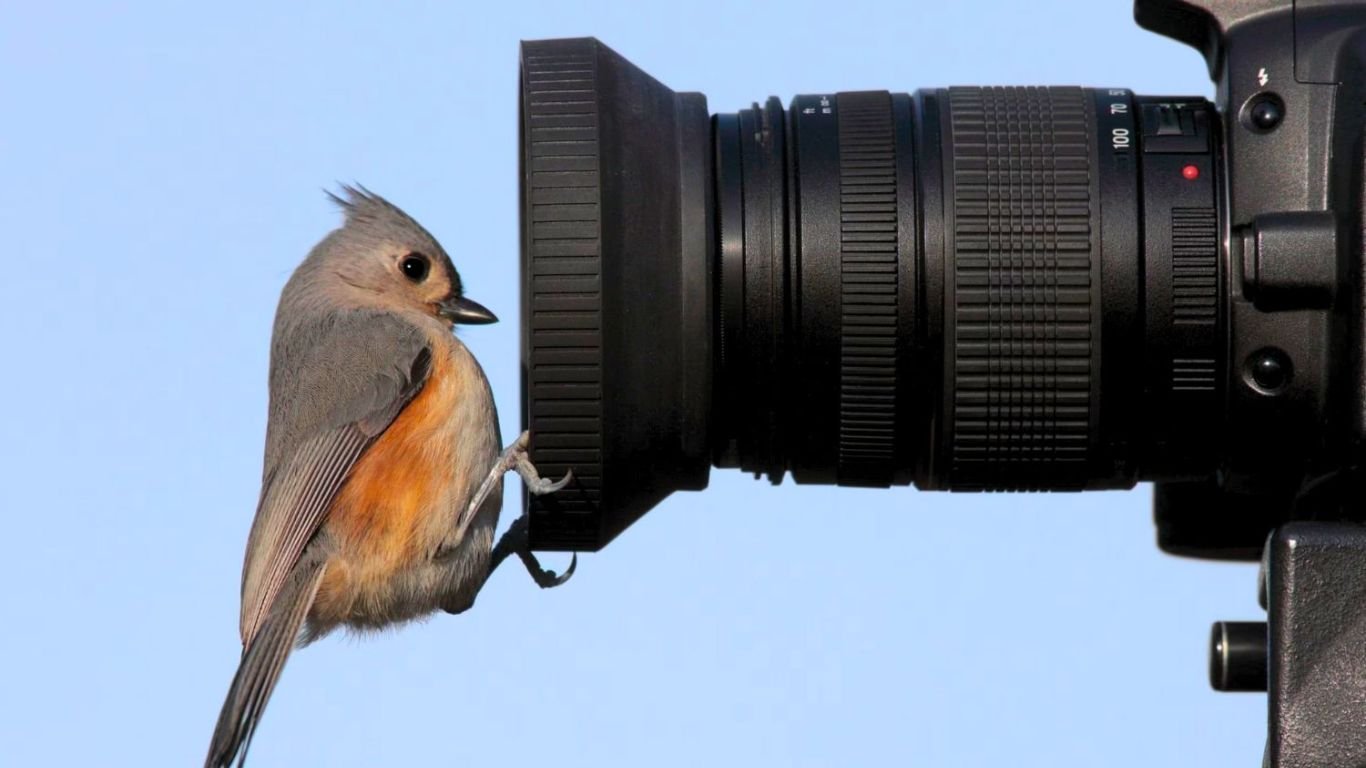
[{"xmin": 400, "ymin": 253, "xmax": 430, "ymax": 282}]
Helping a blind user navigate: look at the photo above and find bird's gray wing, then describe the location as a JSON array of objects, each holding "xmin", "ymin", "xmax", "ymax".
[{"xmin": 239, "ymin": 309, "xmax": 432, "ymax": 647}]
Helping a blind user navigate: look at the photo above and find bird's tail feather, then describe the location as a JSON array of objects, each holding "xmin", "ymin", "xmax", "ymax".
[{"xmin": 205, "ymin": 558, "xmax": 326, "ymax": 768}]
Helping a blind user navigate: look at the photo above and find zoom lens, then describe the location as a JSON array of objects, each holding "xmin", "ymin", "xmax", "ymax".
[{"xmin": 520, "ymin": 38, "xmax": 1224, "ymax": 550}]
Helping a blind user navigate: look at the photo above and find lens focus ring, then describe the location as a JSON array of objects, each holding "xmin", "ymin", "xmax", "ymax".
[
  {"xmin": 943, "ymin": 86, "xmax": 1099, "ymax": 489},
  {"xmin": 836, "ymin": 92, "xmax": 900, "ymax": 483}
]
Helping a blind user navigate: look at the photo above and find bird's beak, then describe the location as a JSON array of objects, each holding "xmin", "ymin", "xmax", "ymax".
[{"xmin": 438, "ymin": 295, "xmax": 499, "ymax": 325}]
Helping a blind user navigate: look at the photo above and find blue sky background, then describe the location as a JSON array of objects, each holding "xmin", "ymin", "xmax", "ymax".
[{"xmin": 1, "ymin": 1, "xmax": 1267, "ymax": 765}]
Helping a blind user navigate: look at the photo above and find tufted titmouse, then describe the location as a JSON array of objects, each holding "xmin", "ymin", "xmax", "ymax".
[{"xmin": 204, "ymin": 185, "xmax": 571, "ymax": 767}]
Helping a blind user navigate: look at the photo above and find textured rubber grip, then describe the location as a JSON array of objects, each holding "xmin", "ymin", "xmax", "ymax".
[
  {"xmin": 1170, "ymin": 207, "xmax": 1218, "ymax": 393},
  {"xmin": 945, "ymin": 86, "xmax": 1098, "ymax": 489},
  {"xmin": 836, "ymin": 92, "xmax": 899, "ymax": 483},
  {"xmin": 522, "ymin": 41, "xmax": 604, "ymax": 520}
]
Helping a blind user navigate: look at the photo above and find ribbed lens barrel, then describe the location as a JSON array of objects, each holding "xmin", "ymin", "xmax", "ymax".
[
  {"xmin": 712, "ymin": 92, "xmax": 920, "ymax": 488},
  {"xmin": 714, "ymin": 86, "xmax": 1221, "ymax": 492},
  {"xmin": 828, "ymin": 93, "xmax": 908, "ymax": 485},
  {"xmin": 939, "ymin": 86, "xmax": 1104, "ymax": 490}
]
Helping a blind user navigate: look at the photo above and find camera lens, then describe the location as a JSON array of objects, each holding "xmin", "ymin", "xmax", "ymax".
[{"xmin": 520, "ymin": 38, "xmax": 1224, "ymax": 550}]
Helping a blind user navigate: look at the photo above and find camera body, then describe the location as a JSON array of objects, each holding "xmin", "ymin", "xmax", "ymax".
[
  {"xmin": 1140, "ymin": 0, "xmax": 1357, "ymax": 560},
  {"xmin": 519, "ymin": 0, "xmax": 1366, "ymax": 560}
]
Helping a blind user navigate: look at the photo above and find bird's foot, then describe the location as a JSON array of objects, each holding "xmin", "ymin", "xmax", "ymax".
[
  {"xmin": 465, "ymin": 432, "xmax": 577, "ymax": 589},
  {"xmin": 488, "ymin": 513, "xmax": 577, "ymax": 588},
  {"xmin": 458, "ymin": 432, "xmax": 573, "ymax": 542},
  {"xmin": 505, "ymin": 430, "xmax": 574, "ymax": 495}
]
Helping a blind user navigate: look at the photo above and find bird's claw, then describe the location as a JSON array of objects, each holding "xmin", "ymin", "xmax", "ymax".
[
  {"xmin": 458, "ymin": 431, "xmax": 574, "ymax": 544},
  {"xmin": 487, "ymin": 510, "xmax": 578, "ymax": 590},
  {"xmin": 506, "ymin": 431, "xmax": 573, "ymax": 496},
  {"xmin": 525, "ymin": 468, "xmax": 573, "ymax": 496},
  {"xmin": 520, "ymin": 550, "xmax": 577, "ymax": 589},
  {"xmin": 472, "ymin": 432, "xmax": 578, "ymax": 591}
]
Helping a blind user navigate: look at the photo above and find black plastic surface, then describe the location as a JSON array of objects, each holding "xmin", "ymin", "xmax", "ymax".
[
  {"xmin": 520, "ymin": 39, "xmax": 712, "ymax": 550},
  {"xmin": 712, "ymin": 100, "xmax": 789, "ymax": 481},
  {"xmin": 1246, "ymin": 211, "xmax": 1338, "ymax": 310}
]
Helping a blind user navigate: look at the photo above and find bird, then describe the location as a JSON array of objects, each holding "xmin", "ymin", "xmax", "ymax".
[{"xmin": 205, "ymin": 185, "xmax": 572, "ymax": 767}]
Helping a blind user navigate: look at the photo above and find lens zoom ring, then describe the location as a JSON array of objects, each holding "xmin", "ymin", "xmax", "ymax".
[
  {"xmin": 837, "ymin": 92, "xmax": 898, "ymax": 483},
  {"xmin": 523, "ymin": 41, "xmax": 603, "ymax": 515},
  {"xmin": 947, "ymin": 86, "xmax": 1096, "ymax": 488}
]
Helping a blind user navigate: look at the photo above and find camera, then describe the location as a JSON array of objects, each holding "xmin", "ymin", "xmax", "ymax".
[
  {"xmin": 519, "ymin": 0, "xmax": 1359, "ymax": 560},
  {"xmin": 518, "ymin": 1, "xmax": 1366, "ymax": 762}
]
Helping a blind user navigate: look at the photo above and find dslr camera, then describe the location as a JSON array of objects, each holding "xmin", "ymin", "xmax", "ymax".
[{"xmin": 519, "ymin": 2, "xmax": 1366, "ymax": 764}]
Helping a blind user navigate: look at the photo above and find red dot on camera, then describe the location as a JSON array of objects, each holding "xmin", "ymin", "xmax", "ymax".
[{"xmin": 1181, "ymin": 164, "xmax": 1200, "ymax": 180}]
